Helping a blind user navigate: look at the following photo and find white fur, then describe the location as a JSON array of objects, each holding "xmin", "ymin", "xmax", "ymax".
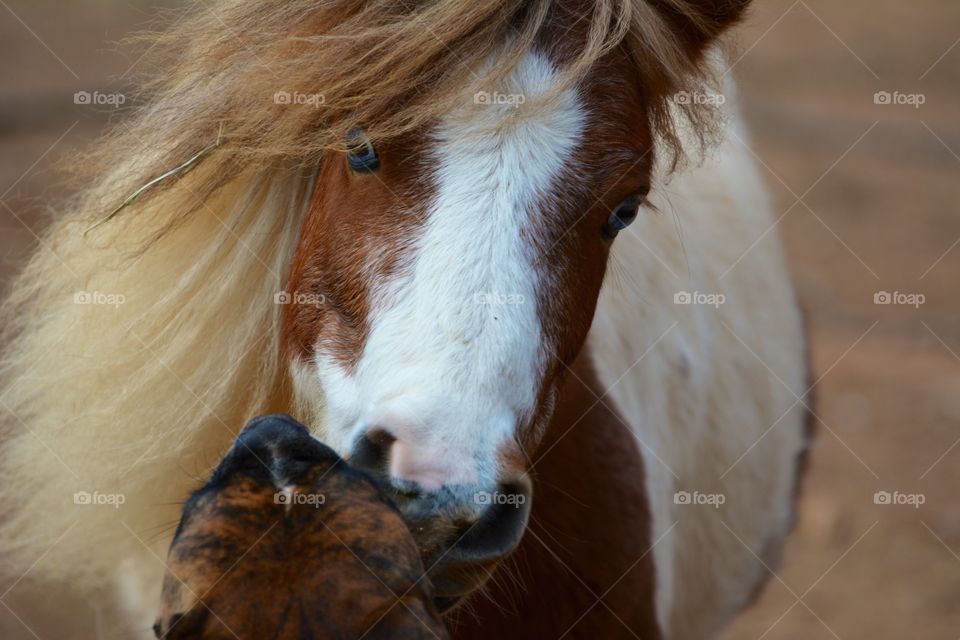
[
  {"xmin": 305, "ymin": 52, "xmax": 585, "ymax": 491},
  {"xmin": 589, "ymin": 83, "xmax": 807, "ymax": 638}
]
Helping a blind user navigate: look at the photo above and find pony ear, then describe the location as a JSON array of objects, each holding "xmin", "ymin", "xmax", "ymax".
[{"xmin": 652, "ymin": 0, "xmax": 753, "ymax": 59}]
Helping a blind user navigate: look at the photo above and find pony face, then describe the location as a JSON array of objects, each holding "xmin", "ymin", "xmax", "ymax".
[
  {"xmin": 279, "ymin": 0, "xmax": 750, "ymax": 608},
  {"xmin": 285, "ymin": 43, "xmax": 653, "ymax": 601},
  {"xmin": 156, "ymin": 415, "xmax": 446, "ymax": 639}
]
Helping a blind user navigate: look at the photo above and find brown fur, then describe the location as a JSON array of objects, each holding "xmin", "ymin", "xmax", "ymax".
[
  {"xmin": 158, "ymin": 448, "xmax": 447, "ymax": 639},
  {"xmin": 450, "ymin": 347, "xmax": 662, "ymax": 639},
  {"xmin": 285, "ymin": 130, "xmax": 434, "ymax": 366},
  {"xmin": 527, "ymin": 14, "xmax": 657, "ymax": 409}
]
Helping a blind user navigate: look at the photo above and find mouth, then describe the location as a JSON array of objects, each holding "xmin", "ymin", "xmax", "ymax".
[
  {"xmin": 374, "ymin": 479, "xmax": 532, "ymax": 615},
  {"xmin": 428, "ymin": 559, "xmax": 499, "ymax": 614},
  {"xmin": 434, "ymin": 593, "xmax": 467, "ymax": 615}
]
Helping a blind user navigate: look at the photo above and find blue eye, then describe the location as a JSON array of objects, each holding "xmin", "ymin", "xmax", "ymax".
[
  {"xmin": 346, "ymin": 128, "xmax": 379, "ymax": 173},
  {"xmin": 602, "ymin": 194, "xmax": 642, "ymax": 240}
]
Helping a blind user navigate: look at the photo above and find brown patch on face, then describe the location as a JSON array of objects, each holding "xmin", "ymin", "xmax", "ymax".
[
  {"xmin": 156, "ymin": 449, "xmax": 446, "ymax": 639},
  {"xmin": 284, "ymin": 131, "xmax": 434, "ymax": 367},
  {"xmin": 515, "ymin": 18, "xmax": 656, "ymax": 452}
]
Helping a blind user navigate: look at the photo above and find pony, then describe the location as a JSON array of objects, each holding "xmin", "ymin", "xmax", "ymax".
[
  {"xmin": 156, "ymin": 414, "xmax": 447, "ymax": 639},
  {"xmin": 0, "ymin": 1, "xmax": 810, "ymax": 638}
]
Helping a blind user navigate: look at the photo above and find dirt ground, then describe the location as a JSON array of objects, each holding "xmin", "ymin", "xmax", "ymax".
[{"xmin": 1, "ymin": 1, "xmax": 958, "ymax": 638}]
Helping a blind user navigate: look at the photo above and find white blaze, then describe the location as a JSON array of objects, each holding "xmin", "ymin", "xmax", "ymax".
[{"xmin": 312, "ymin": 51, "xmax": 585, "ymax": 489}]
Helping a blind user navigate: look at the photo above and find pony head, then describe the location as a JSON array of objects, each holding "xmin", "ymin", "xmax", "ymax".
[{"xmin": 277, "ymin": 0, "xmax": 751, "ymax": 604}]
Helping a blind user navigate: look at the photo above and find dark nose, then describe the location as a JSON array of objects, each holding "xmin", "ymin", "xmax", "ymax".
[
  {"xmin": 216, "ymin": 413, "xmax": 338, "ymax": 486},
  {"xmin": 349, "ymin": 432, "xmax": 532, "ymax": 571},
  {"xmin": 428, "ymin": 478, "xmax": 532, "ymax": 609},
  {"xmin": 351, "ymin": 466, "xmax": 533, "ymax": 609},
  {"xmin": 350, "ymin": 429, "xmax": 395, "ymax": 475},
  {"xmin": 444, "ymin": 479, "xmax": 532, "ymax": 563}
]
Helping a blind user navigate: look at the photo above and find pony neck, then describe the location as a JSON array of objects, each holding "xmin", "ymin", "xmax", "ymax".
[{"xmin": 447, "ymin": 345, "xmax": 662, "ymax": 639}]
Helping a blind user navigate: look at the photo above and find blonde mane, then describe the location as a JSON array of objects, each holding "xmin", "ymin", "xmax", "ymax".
[{"xmin": 0, "ymin": 0, "xmax": 728, "ymax": 608}]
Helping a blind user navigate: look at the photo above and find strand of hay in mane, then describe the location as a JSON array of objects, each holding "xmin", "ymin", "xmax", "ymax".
[{"xmin": 83, "ymin": 123, "xmax": 224, "ymax": 236}]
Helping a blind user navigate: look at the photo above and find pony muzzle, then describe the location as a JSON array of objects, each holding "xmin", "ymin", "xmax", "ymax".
[{"xmin": 387, "ymin": 477, "xmax": 533, "ymax": 613}]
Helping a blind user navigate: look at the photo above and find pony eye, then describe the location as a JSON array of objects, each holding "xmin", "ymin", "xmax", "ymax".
[
  {"xmin": 345, "ymin": 128, "xmax": 379, "ymax": 173},
  {"xmin": 602, "ymin": 194, "xmax": 642, "ymax": 240}
]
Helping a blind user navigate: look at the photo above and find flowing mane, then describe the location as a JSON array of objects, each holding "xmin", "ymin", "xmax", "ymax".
[{"xmin": 0, "ymin": 0, "xmax": 731, "ymax": 601}]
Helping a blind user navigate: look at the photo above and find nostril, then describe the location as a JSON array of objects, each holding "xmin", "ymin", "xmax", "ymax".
[
  {"xmin": 216, "ymin": 413, "xmax": 339, "ymax": 486},
  {"xmin": 237, "ymin": 413, "xmax": 310, "ymax": 451},
  {"xmin": 449, "ymin": 479, "xmax": 532, "ymax": 563},
  {"xmin": 350, "ymin": 428, "xmax": 395, "ymax": 474}
]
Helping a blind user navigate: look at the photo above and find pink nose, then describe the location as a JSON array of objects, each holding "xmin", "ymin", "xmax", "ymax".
[{"xmin": 350, "ymin": 428, "xmax": 479, "ymax": 491}]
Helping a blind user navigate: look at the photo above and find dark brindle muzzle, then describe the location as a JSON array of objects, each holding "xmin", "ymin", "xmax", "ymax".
[{"xmin": 155, "ymin": 414, "xmax": 447, "ymax": 639}]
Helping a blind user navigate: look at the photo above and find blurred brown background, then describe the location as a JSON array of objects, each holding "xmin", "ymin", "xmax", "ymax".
[{"xmin": 1, "ymin": 1, "xmax": 958, "ymax": 638}]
